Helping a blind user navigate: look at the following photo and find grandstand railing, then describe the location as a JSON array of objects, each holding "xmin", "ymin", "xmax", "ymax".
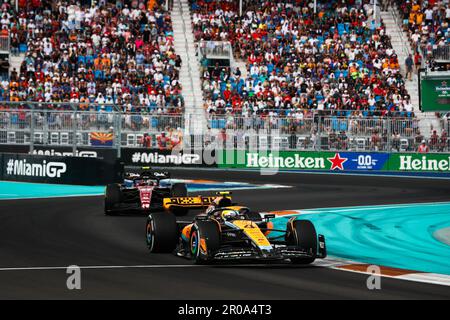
[
  {"xmin": 0, "ymin": 36, "xmax": 9, "ymax": 53},
  {"xmin": 390, "ymin": 8, "xmax": 411, "ymax": 59},
  {"xmin": 0, "ymin": 108, "xmax": 448, "ymax": 153},
  {"xmin": 0, "ymin": 109, "xmax": 185, "ymax": 154},
  {"xmin": 198, "ymin": 114, "xmax": 449, "ymax": 152},
  {"xmin": 429, "ymin": 46, "xmax": 450, "ymax": 63}
]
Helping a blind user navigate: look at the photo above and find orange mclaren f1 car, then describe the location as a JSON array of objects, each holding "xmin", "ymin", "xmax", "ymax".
[{"xmin": 145, "ymin": 192, "xmax": 327, "ymax": 264}]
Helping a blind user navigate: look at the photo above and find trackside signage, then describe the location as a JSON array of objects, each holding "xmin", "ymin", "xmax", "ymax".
[
  {"xmin": 219, "ymin": 151, "xmax": 370, "ymax": 171},
  {"xmin": 0, "ymin": 153, "xmax": 123, "ymax": 185},
  {"xmin": 120, "ymin": 148, "xmax": 213, "ymax": 167},
  {"xmin": 219, "ymin": 151, "xmax": 450, "ymax": 175},
  {"xmin": 31, "ymin": 149, "xmax": 98, "ymax": 158},
  {"xmin": 130, "ymin": 151, "xmax": 201, "ymax": 165},
  {"xmin": 6, "ymin": 159, "xmax": 67, "ymax": 178},
  {"xmin": 391, "ymin": 154, "xmax": 450, "ymax": 172},
  {"xmin": 246, "ymin": 153, "xmax": 326, "ymax": 169}
]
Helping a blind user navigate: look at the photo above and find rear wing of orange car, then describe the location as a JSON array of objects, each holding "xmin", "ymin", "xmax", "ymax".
[{"xmin": 163, "ymin": 192, "xmax": 232, "ymax": 210}]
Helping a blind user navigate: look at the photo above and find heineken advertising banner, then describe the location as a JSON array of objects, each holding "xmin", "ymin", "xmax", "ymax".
[
  {"xmin": 419, "ymin": 74, "xmax": 450, "ymax": 112},
  {"xmin": 218, "ymin": 151, "xmax": 450, "ymax": 174},
  {"xmin": 389, "ymin": 153, "xmax": 450, "ymax": 172}
]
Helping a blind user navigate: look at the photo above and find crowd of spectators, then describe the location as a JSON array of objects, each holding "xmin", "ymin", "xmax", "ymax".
[
  {"xmin": 191, "ymin": 0, "xmax": 416, "ymax": 122},
  {"xmin": 1, "ymin": 0, "xmax": 185, "ymax": 115},
  {"xmin": 396, "ymin": 0, "xmax": 450, "ymax": 71}
]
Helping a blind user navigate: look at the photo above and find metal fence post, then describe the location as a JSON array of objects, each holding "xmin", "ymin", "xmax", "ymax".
[
  {"xmin": 43, "ymin": 109, "xmax": 48, "ymax": 145},
  {"xmin": 115, "ymin": 111, "xmax": 122, "ymax": 159},
  {"xmin": 386, "ymin": 118, "xmax": 391, "ymax": 152},
  {"xmin": 317, "ymin": 115, "xmax": 322, "ymax": 151},
  {"xmin": 29, "ymin": 109, "xmax": 35, "ymax": 153},
  {"xmin": 72, "ymin": 109, "xmax": 77, "ymax": 155}
]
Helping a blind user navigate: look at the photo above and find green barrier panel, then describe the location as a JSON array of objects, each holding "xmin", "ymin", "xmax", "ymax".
[
  {"xmin": 388, "ymin": 153, "xmax": 450, "ymax": 172},
  {"xmin": 419, "ymin": 75, "xmax": 450, "ymax": 112}
]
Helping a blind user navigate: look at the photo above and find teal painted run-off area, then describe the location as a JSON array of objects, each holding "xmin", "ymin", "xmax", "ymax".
[
  {"xmin": 272, "ymin": 202, "xmax": 450, "ymax": 275},
  {"xmin": 0, "ymin": 180, "xmax": 282, "ymax": 200},
  {"xmin": 0, "ymin": 181, "xmax": 105, "ymax": 199}
]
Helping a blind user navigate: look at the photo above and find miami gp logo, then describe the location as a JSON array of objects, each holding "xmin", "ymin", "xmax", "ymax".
[
  {"xmin": 6, "ymin": 159, "xmax": 67, "ymax": 178},
  {"xmin": 46, "ymin": 162, "xmax": 67, "ymax": 178}
]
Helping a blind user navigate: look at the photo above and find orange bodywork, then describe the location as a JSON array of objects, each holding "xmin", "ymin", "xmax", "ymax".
[
  {"xmin": 264, "ymin": 221, "xmax": 274, "ymax": 236},
  {"xmin": 181, "ymin": 224, "xmax": 193, "ymax": 241},
  {"xmin": 200, "ymin": 238, "xmax": 207, "ymax": 254}
]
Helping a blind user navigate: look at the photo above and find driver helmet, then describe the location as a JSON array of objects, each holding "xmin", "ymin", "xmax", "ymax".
[{"xmin": 221, "ymin": 210, "xmax": 239, "ymax": 221}]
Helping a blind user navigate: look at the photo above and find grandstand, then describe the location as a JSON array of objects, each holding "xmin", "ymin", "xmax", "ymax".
[
  {"xmin": 395, "ymin": 0, "xmax": 450, "ymax": 70},
  {"xmin": 0, "ymin": 0, "xmax": 448, "ymax": 152},
  {"xmin": 4, "ymin": 0, "xmax": 183, "ymax": 114}
]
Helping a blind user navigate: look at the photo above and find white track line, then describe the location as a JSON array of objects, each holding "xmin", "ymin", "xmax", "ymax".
[
  {"xmin": 1, "ymin": 260, "xmax": 450, "ymax": 287},
  {"xmin": 0, "ymin": 264, "xmax": 206, "ymax": 271}
]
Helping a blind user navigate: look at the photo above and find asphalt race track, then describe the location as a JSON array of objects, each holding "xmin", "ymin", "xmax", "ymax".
[{"xmin": 1, "ymin": 169, "xmax": 450, "ymax": 299}]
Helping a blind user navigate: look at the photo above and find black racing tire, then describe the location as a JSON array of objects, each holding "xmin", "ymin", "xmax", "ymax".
[
  {"xmin": 286, "ymin": 219, "xmax": 317, "ymax": 264},
  {"xmin": 190, "ymin": 221, "xmax": 220, "ymax": 264},
  {"xmin": 145, "ymin": 212, "xmax": 178, "ymax": 253},
  {"xmin": 170, "ymin": 183, "xmax": 189, "ymax": 216},
  {"xmin": 104, "ymin": 184, "xmax": 121, "ymax": 215}
]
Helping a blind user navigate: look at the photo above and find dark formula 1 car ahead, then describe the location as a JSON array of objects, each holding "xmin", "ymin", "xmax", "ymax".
[
  {"xmin": 145, "ymin": 192, "xmax": 327, "ymax": 264},
  {"xmin": 104, "ymin": 168, "xmax": 188, "ymax": 215}
]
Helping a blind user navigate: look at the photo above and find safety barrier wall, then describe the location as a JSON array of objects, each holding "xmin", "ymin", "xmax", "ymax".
[
  {"xmin": 0, "ymin": 144, "xmax": 210, "ymax": 168},
  {"xmin": 118, "ymin": 146, "xmax": 450, "ymax": 177},
  {"xmin": 0, "ymin": 153, "xmax": 123, "ymax": 185},
  {"xmin": 1, "ymin": 142, "xmax": 450, "ymax": 179},
  {"xmin": 217, "ymin": 150, "xmax": 450, "ymax": 177}
]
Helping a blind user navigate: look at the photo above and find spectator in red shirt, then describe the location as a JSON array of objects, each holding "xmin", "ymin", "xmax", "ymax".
[
  {"xmin": 430, "ymin": 130, "xmax": 439, "ymax": 150},
  {"xmin": 142, "ymin": 133, "xmax": 152, "ymax": 148},
  {"xmin": 157, "ymin": 132, "xmax": 169, "ymax": 150},
  {"xmin": 417, "ymin": 140, "xmax": 429, "ymax": 153},
  {"xmin": 414, "ymin": 52, "xmax": 422, "ymax": 72}
]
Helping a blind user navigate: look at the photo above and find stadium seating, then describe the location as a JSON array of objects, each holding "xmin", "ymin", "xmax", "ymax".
[
  {"xmin": 1, "ymin": 0, "xmax": 184, "ymax": 114},
  {"xmin": 191, "ymin": 0, "xmax": 416, "ymax": 120},
  {"xmin": 395, "ymin": 0, "xmax": 450, "ymax": 71}
]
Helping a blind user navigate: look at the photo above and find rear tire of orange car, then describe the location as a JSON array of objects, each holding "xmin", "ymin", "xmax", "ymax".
[
  {"xmin": 146, "ymin": 212, "xmax": 178, "ymax": 253},
  {"xmin": 190, "ymin": 221, "xmax": 220, "ymax": 264},
  {"xmin": 286, "ymin": 219, "xmax": 317, "ymax": 264},
  {"xmin": 104, "ymin": 184, "xmax": 121, "ymax": 215}
]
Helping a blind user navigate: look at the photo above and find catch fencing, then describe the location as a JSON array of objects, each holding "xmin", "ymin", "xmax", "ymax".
[
  {"xmin": 0, "ymin": 108, "xmax": 184, "ymax": 155},
  {"xmin": 430, "ymin": 46, "xmax": 450, "ymax": 63},
  {"xmin": 197, "ymin": 114, "xmax": 449, "ymax": 153},
  {"xmin": 0, "ymin": 106, "xmax": 449, "ymax": 154},
  {"xmin": 0, "ymin": 36, "xmax": 9, "ymax": 52}
]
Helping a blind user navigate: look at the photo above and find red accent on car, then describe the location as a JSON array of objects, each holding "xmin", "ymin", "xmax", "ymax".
[{"xmin": 138, "ymin": 186, "xmax": 154, "ymax": 209}]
